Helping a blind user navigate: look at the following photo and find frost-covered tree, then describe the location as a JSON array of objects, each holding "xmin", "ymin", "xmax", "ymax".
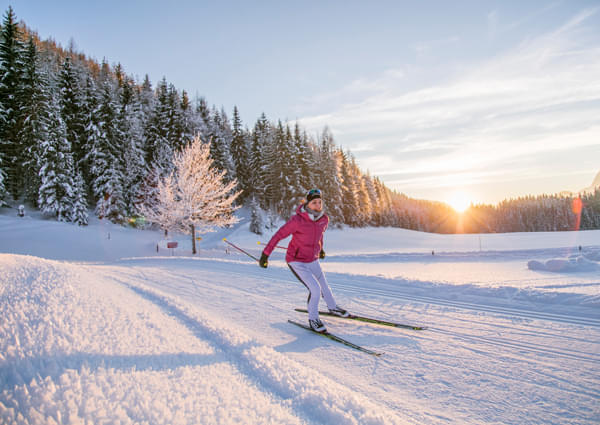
[{"xmin": 142, "ymin": 135, "xmax": 241, "ymax": 254}]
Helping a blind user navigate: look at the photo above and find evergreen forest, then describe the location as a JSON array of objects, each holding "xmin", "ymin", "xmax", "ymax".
[{"xmin": 1, "ymin": 7, "xmax": 598, "ymax": 234}]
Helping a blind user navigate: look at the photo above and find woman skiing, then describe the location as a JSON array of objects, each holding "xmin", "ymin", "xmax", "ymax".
[{"xmin": 259, "ymin": 189, "xmax": 348, "ymax": 332}]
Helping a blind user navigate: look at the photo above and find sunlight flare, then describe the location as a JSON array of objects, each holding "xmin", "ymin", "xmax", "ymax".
[{"xmin": 447, "ymin": 191, "xmax": 472, "ymax": 213}]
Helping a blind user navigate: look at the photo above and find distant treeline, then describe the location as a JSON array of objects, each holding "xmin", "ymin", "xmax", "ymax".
[
  {"xmin": 1, "ymin": 7, "xmax": 596, "ymax": 233},
  {"xmin": 392, "ymin": 192, "xmax": 600, "ymax": 234}
]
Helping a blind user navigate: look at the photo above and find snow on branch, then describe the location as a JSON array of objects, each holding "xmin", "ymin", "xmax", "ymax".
[{"xmin": 142, "ymin": 135, "xmax": 241, "ymax": 234}]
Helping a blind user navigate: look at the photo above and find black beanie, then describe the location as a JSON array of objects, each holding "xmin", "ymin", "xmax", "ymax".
[{"xmin": 306, "ymin": 189, "xmax": 322, "ymax": 203}]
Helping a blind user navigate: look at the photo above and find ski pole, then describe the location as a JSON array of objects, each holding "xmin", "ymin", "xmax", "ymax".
[
  {"xmin": 223, "ymin": 238, "xmax": 259, "ymax": 262},
  {"xmin": 257, "ymin": 241, "xmax": 287, "ymax": 250}
]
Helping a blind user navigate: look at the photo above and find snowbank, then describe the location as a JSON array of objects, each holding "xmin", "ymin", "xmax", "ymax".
[{"xmin": 528, "ymin": 249, "xmax": 600, "ymax": 273}]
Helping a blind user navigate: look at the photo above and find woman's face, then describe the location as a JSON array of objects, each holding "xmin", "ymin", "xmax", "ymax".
[{"xmin": 307, "ymin": 198, "xmax": 322, "ymax": 212}]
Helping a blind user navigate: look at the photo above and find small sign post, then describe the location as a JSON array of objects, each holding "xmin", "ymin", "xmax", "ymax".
[{"xmin": 167, "ymin": 241, "xmax": 178, "ymax": 256}]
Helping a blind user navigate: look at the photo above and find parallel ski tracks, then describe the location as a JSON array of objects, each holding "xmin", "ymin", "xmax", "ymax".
[
  {"xmin": 429, "ymin": 327, "xmax": 600, "ymax": 364},
  {"xmin": 330, "ymin": 280, "xmax": 600, "ymax": 328},
  {"xmin": 100, "ymin": 263, "xmax": 600, "ymax": 366}
]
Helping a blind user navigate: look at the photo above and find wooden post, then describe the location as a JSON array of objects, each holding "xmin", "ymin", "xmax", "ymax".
[{"xmin": 191, "ymin": 224, "xmax": 197, "ymax": 254}]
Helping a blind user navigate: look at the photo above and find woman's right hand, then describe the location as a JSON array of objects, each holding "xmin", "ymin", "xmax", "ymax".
[{"xmin": 259, "ymin": 252, "xmax": 269, "ymax": 268}]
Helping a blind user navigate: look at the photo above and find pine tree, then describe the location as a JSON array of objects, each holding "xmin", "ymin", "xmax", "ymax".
[
  {"xmin": 230, "ymin": 106, "xmax": 250, "ymax": 202},
  {"xmin": 144, "ymin": 77, "xmax": 171, "ymax": 172},
  {"xmin": 265, "ymin": 121, "xmax": 297, "ymax": 215},
  {"xmin": 249, "ymin": 113, "xmax": 270, "ymax": 205},
  {"xmin": 92, "ymin": 80, "xmax": 126, "ymax": 222},
  {"xmin": 0, "ymin": 6, "xmax": 25, "ymax": 199},
  {"xmin": 362, "ymin": 172, "xmax": 379, "ymax": 225},
  {"xmin": 283, "ymin": 124, "xmax": 310, "ymax": 213},
  {"xmin": 71, "ymin": 171, "xmax": 89, "ymax": 225},
  {"xmin": 354, "ymin": 159, "xmax": 372, "ymax": 225},
  {"xmin": 249, "ymin": 196, "xmax": 263, "ymax": 235},
  {"xmin": 139, "ymin": 74, "xmax": 155, "ymax": 117},
  {"xmin": 195, "ymin": 96, "xmax": 211, "ymax": 138},
  {"xmin": 80, "ymin": 75, "xmax": 101, "ymax": 198},
  {"xmin": 207, "ymin": 106, "xmax": 235, "ymax": 181},
  {"xmin": 316, "ymin": 128, "xmax": 344, "ymax": 225},
  {"xmin": 293, "ymin": 123, "xmax": 315, "ymax": 192},
  {"xmin": 0, "ymin": 160, "xmax": 6, "ymax": 205},
  {"xmin": 18, "ymin": 36, "xmax": 48, "ymax": 205},
  {"xmin": 166, "ymin": 83, "xmax": 185, "ymax": 151},
  {"xmin": 38, "ymin": 96, "xmax": 77, "ymax": 222},
  {"xmin": 118, "ymin": 75, "xmax": 146, "ymax": 216},
  {"xmin": 338, "ymin": 149, "xmax": 360, "ymax": 226},
  {"xmin": 58, "ymin": 56, "xmax": 85, "ymax": 170},
  {"xmin": 180, "ymin": 90, "xmax": 197, "ymax": 146}
]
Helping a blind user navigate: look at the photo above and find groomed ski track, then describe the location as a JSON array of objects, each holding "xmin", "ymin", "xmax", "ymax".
[{"xmin": 90, "ymin": 256, "xmax": 600, "ymax": 424}]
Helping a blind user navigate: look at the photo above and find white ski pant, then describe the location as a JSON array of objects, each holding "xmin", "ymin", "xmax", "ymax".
[{"xmin": 288, "ymin": 260, "xmax": 337, "ymax": 320}]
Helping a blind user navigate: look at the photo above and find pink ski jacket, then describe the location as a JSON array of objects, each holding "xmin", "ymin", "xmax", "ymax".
[{"xmin": 263, "ymin": 204, "xmax": 329, "ymax": 263}]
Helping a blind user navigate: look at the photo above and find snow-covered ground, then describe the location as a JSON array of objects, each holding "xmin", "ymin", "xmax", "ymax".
[{"xmin": 1, "ymin": 208, "xmax": 599, "ymax": 424}]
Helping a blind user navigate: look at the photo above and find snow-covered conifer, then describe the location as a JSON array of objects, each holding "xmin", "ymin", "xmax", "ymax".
[
  {"xmin": 38, "ymin": 96, "xmax": 77, "ymax": 222},
  {"xmin": 0, "ymin": 6, "xmax": 25, "ymax": 198},
  {"xmin": 316, "ymin": 128, "xmax": 344, "ymax": 225},
  {"xmin": 19, "ymin": 36, "xmax": 49, "ymax": 204},
  {"xmin": 118, "ymin": 75, "xmax": 146, "ymax": 216},
  {"xmin": 92, "ymin": 80, "xmax": 126, "ymax": 222},
  {"xmin": 249, "ymin": 196, "xmax": 263, "ymax": 235},
  {"xmin": 144, "ymin": 78, "xmax": 171, "ymax": 172},
  {"xmin": 249, "ymin": 113, "xmax": 270, "ymax": 205},
  {"xmin": 230, "ymin": 106, "xmax": 250, "ymax": 202},
  {"xmin": 293, "ymin": 123, "xmax": 315, "ymax": 192},
  {"xmin": 207, "ymin": 106, "xmax": 235, "ymax": 181},
  {"xmin": 71, "ymin": 171, "xmax": 89, "ymax": 225},
  {"xmin": 58, "ymin": 56, "xmax": 85, "ymax": 169}
]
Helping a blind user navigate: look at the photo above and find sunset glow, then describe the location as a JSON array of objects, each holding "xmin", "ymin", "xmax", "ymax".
[{"xmin": 447, "ymin": 192, "xmax": 472, "ymax": 213}]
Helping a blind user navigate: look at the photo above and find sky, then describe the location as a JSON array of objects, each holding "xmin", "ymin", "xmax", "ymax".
[{"xmin": 3, "ymin": 0, "xmax": 600, "ymax": 207}]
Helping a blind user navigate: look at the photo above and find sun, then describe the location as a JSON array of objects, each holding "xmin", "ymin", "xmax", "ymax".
[{"xmin": 447, "ymin": 191, "xmax": 472, "ymax": 213}]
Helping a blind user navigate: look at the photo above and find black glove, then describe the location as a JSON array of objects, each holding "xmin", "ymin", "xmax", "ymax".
[
  {"xmin": 319, "ymin": 249, "xmax": 326, "ymax": 259},
  {"xmin": 259, "ymin": 252, "xmax": 269, "ymax": 268}
]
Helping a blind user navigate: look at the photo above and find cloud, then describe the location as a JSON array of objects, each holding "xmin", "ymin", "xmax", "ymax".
[
  {"xmin": 297, "ymin": 7, "xmax": 600, "ymax": 201},
  {"xmin": 411, "ymin": 36, "xmax": 460, "ymax": 55}
]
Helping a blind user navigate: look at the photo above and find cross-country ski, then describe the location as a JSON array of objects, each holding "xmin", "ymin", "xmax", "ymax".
[
  {"xmin": 288, "ymin": 320, "xmax": 383, "ymax": 357},
  {"xmin": 294, "ymin": 308, "xmax": 428, "ymax": 330}
]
